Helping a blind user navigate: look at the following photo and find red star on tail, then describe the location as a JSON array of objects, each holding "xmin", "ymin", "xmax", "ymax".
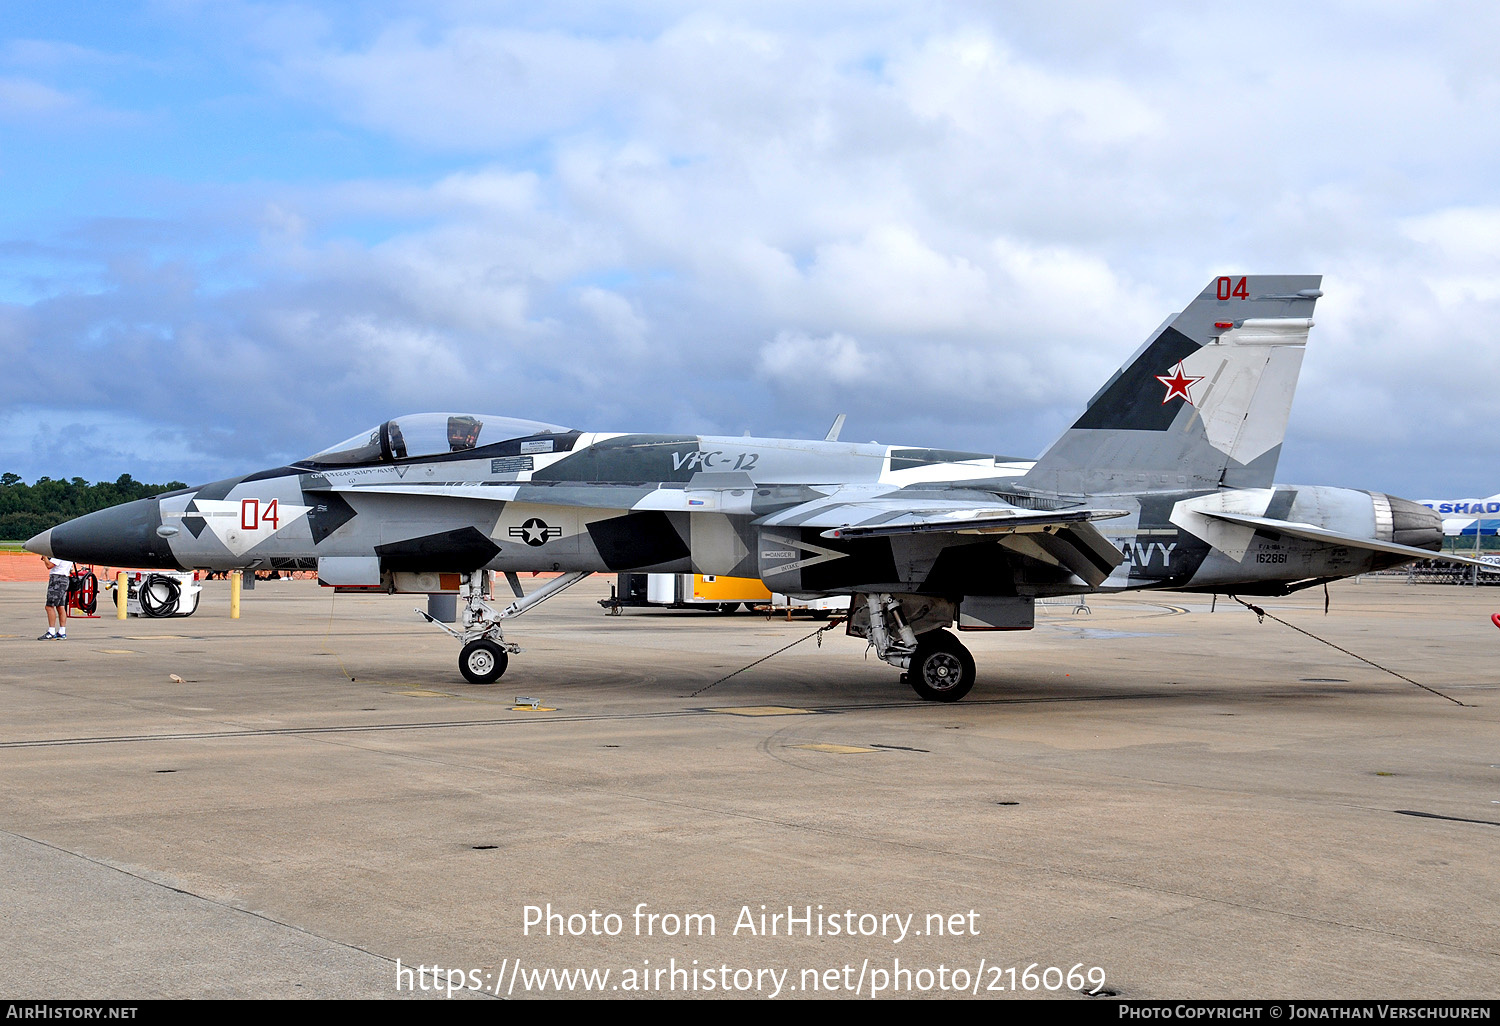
[{"xmin": 1156, "ymin": 363, "xmax": 1203, "ymax": 405}]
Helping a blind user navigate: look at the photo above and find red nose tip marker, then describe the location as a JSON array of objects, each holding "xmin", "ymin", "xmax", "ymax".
[{"xmin": 1492, "ymin": 613, "xmax": 1500, "ymax": 630}]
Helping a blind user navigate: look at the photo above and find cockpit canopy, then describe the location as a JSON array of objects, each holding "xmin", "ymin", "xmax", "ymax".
[{"xmin": 305, "ymin": 413, "xmax": 572, "ymax": 466}]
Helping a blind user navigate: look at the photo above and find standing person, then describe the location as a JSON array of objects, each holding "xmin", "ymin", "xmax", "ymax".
[{"xmin": 40, "ymin": 555, "xmax": 73, "ymax": 640}]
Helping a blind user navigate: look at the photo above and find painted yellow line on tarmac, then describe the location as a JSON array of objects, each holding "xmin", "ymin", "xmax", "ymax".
[
  {"xmin": 100, "ymin": 649, "xmax": 137, "ymax": 655},
  {"xmin": 370, "ymin": 683, "xmax": 517, "ymax": 705}
]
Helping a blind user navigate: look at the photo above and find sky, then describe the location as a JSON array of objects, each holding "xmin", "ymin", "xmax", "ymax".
[{"xmin": 1, "ymin": 0, "xmax": 1497, "ymax": 497}]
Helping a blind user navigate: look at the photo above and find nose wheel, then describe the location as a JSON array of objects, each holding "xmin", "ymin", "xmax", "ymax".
[{"xmin": 460, "ymin": 639, "xmax": 508, "ymax": 685}]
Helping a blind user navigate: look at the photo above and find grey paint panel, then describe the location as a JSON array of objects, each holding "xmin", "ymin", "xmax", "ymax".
[
  {"xmin": 959, "ymin": 596, "xmax": 1035, "ymax": 630},
  {"xmin": 1224, "ymin": 445, "xmax": 1283, "ymax": 490},
  {"xmin": 317, "ymin": 556, "xmax": 380, "ymax": 586}
]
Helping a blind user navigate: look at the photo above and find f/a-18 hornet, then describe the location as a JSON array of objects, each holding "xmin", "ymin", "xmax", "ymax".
[{"xmin": 29, "ymin": 275, "xmax": 1476, "ymax": 701}]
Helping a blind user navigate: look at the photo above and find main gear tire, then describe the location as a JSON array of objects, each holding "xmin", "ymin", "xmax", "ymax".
[
  {"xmin": 459, "ymin": 640, "xmax": 508, "ymax": 685},
  {"xmin": 907, "ymin": 629, "xmax": 976, "ymax": 702}
]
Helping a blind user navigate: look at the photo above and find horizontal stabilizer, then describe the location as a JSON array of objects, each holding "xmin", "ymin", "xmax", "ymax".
[{"xmin": 1200, "ymin": 510, "xmax": 1497, "ymax": 569}]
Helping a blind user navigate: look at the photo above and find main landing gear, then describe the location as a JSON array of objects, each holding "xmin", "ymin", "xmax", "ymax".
[
  {"xmin": 905, "ymin": 629, "xmax": 977, "ymax": 702},
  {"xmin": 852, "ymin": 593, "xmax": 977, "ymax": 702},
  {"xmin": 418, "ymin": 570, "xmax": 592, "ymax": 684}
]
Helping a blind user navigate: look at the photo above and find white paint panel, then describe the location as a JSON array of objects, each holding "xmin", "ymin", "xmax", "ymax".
[
  {"xmin": 1177, "ymin": 318, "xmax": 1311, "ymax": 465},
  {"xmin": 193, "ymin": 499, "xmax": 311, "ymax": 557},
  {"xmin": 1230, "ymin": 345, "xmax": 1306, "ymax": 466},
  {"xmin": 1170, "ymin": 488, "xmax": 1275, "ymax": 562}
]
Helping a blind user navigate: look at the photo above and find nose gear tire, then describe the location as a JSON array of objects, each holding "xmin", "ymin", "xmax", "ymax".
[{"xmin": 459, "ymin": 639, "xmax": 508, "ymax": 684}]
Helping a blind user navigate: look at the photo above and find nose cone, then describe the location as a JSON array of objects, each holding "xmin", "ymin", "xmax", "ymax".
[
  {"xmin": 23, "ymin": 528, "xmax": 53, "ymax": 558},
  {"xmin": 44, "ymin": 497, "xmax": 180, "ymax": 569},
  {"xmin": 1384, "ymin": 494, "xmax": 1443, "ymax": 551}
]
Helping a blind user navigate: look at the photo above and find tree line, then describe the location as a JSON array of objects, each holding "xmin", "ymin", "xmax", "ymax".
[{"xmin": 0, "ymin": 473, "xmax": 187, "ymax": 541}]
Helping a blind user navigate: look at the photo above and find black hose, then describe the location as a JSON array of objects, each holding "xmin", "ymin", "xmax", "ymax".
[{"xmin": 138, "ymin": 574, "xmax": 181, "ymax": 618}]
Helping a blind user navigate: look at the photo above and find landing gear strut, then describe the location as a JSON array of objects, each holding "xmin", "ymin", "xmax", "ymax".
[
  {"xmin": 852, "ymin": 593, "xmax": 976, "ymax": 702},
  {"xmin": 418, "ymin": 570, "xmax": 592, "ymax": 684}
]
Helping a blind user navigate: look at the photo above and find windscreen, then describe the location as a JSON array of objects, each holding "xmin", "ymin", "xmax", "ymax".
[{"xmin": 306, "ymin": 413, "xmax": 571, "ymax": 465}]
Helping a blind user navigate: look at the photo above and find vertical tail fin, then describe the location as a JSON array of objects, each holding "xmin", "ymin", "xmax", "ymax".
[{"xmin": 1021, "ymin": 274, "xmax": 1322, "ymax": 496}]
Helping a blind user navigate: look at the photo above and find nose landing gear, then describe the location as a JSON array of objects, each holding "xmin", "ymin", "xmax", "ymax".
[
  {"xmin": 417, "ymin": 570, "xmax": 592, "ymax": 684},
  {"xmin": 459, "ymin": 639, "xmax": 509, "ymax": 685}
]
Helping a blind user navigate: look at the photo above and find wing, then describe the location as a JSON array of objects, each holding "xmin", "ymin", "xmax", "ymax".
[
  {"xmin": 755, "ymin": 494, "xmax": 1129, "ymax": 586},
  {"xmin": 816, "ymin": 506, "xmax": 1128, "ymax": 540}
]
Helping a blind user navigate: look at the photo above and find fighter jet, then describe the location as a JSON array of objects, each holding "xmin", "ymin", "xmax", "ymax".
[{"xmin": 27, "ymin": 275, "xmax": 1483, "ymax": 701}]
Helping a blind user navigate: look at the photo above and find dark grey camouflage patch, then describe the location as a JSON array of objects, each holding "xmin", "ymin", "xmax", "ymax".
[
  {"xmin": 924, "ymin": 541, "xmax": 1023, "ymax": 596},
  {"xmin": 1071, "ymin": 327, "xmax": 1201, "ymax": 432},
  {"xmin": 532, "ymin": 435, "xmax": 701, "ymax": 484},
  {"xmin": 304, "ymin": 488, "xmax": 358, "ymax": 545},
  {"xmin": 586, "ymin": 511, "xmax": 690, "ymax": 570},
  {"xmin": 1128, "ymin": 492, "xmax": 1212, "ymax": 584},
  {"xmin": 181, "ymin": 497, "xmax": 207, "ymax": 539},
  {"xmin": 189, "ymin": 475, "xmax": 248, "ymax": 502},
  {"xmin": 1263, "ymin": 487, "xmax": 1298, "ymax": 522},
  {"xmin": 375, "ymin": 526, "xmax": 500, "ymax": 572}
]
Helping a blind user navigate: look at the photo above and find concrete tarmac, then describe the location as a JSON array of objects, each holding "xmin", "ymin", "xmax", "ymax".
[{"xmin": 1, "ymin": 575, "xmax": 1497, "ymax": 1000}]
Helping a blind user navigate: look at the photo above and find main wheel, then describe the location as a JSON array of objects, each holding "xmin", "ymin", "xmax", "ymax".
[
  {"xmin": 459, "ymin": 640, "xmax": 508, "ymax": 685},
  {"xmin": 906, "ymin": 629, "xmax": 976, "ymax": 702}
]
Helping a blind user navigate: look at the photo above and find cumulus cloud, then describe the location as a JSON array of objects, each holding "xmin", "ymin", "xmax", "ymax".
[
  {"xmin": 280, "ymin": 23, "xmax": 627, "ymax": 150},
  {"xmin": 760, "ymin": 330, "xmax": 877, "ymax": 388}
]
